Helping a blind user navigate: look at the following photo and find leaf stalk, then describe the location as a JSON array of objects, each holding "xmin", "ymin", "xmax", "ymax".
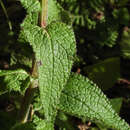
[
  {"xmin": 41, "ymin": 0, "xmax": 48, "ymax": 28},
  {"xmin": 18, "ymin": 80, "xmax": 38, "ymax": 123}
]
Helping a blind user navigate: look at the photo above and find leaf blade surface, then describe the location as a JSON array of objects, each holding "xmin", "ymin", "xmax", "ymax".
[
  {"xmin": 59, "ymin": 73, "xmax": 130, "ymax": 130},
  {"xmin": 22, "ymin": 22, "xmax": 76, "ymax": 121}
]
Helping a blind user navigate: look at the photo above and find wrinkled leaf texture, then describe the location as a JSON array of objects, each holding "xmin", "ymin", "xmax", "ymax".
[
  {"xmin": 59, "ymin": 73, "xmax": 130, "ymax": 130},
  {"xmin": 20, "ymin": 0, "xmax": 71, "ymax": 27},
  {"xmin": 0, "ymin": 69, "xmax": 29, "ymax": 92},
  {"xmin": 21, "ymin": 21, "xmax": 76, "ymax": 122}
]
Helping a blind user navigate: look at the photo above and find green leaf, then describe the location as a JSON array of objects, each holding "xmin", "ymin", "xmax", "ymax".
[
  {"xmin": 118, "ymin": 8, "xmax": 130, "ymax": 26},
  {"xmin": 56, "ymin": 111, "xmax": 76, "ymax": 130},
  {"xmin": 11, "ymin": 119, "xmax": 53, "ymax": 130},
  {"xmin": 48, "ymin": 0, "xmax": 71, "ymax": 25},
  {"xmin": 20, "ymin": 0, "xmax": 40, "ymax": 13},
  {"xmin": 119, "ymin": 28, "xmax": 130, "ymax": 59},
  {"xmin": 11, "ymin": 122, "xmax": 35, "ymax": 130},
  {"xmin": 21, "ymin": 22, "xmax": 76, "ymax": 121},
  {"xmin": 32, "ymin": 115, "xmax": 54, "ymax": 130},
  {"xmin": 59, "ymin": 73, "xmax": 130, "ymax": 130},
  {"xmin": 36, "ymin": 121, "xmax": 53, "ymax": 130},
  {"xmin": 97, "ymin": 98, "xmax": 123, "ymax": 130},
  {"xmin": 19, "ymin": 0, "xmax": 40, "ymax": 42},
  {"xmin": 84, "ymin": 57, "xmax": 120, "ymax": 90},
  {"xmin": 0, "ymin": 69, "xmax": 29, "ymax": 92},
  {"xmin": 10, "ymin": 50, "xmax": 32, "ymax": 69},
  {"xmin": 110, "ymin": 98, "xmax": 123, "ymax": 114},
  {"xmin": 117, "ymin": 0, "xmax": 129, "ymax": 7},
  {"xmin": 0, "ymin": 110, "xmax": 16, "ymax": 130},
  {"xmin": 11, "ymin": 115, "xmax": 53, "ymax": 130}
]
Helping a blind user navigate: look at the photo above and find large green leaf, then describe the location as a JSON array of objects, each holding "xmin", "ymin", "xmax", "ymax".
[
  {"xmin": 59, "ymin": 73, "xmax": 130, "ymax": 130},
  {"xmin": 84, "ymin": 57, "xmax": 120, "ymax": 90},
  {"xmin": 0, "ymin": 69, "xmax": 29, "ymax": 93},
  {"xmin": 97, "ymin": 98, "xmax": 123, "ymax": 130},
  {"xmin": 21, "ymin": 22, "xmax": 76, "ymax": 121}
]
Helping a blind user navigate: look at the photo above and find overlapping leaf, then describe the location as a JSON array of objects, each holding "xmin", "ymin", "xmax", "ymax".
[{"xmin": 59, "ymin": 73, "xmax": 130, "ymax": 130}]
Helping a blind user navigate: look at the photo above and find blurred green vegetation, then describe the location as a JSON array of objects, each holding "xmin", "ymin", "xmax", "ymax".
[{"xmin": 0, "ymin": 0, "xmax": 130, "ymax": 129}]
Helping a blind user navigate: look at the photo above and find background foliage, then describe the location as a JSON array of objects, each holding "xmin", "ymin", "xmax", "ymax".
[{"xmin": 0, "ymin": 0, "xmax": 130, "ymax": 129}]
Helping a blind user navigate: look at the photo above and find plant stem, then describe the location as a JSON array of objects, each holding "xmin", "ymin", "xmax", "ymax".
[
  {"xmin": 19, "ymin": 80, "xmax": 38, "ymax": 123},
  {"xmin": 0, "ymin": 0, "xmax": 12, "ymax": 31},
  {"xmin": 41, "ymin": 0, "xmax": 48, "ymax": 28},
  {"xmin": 31, "ymin": 57, "xmax": 38, "ymax": 78},
  {"xmin": 19, "ymin": 0, "xmax": 49, "ymax": 123},
  {"xmin": 19, "ymin": 57, "xmax": 38, "ymax": 123}
]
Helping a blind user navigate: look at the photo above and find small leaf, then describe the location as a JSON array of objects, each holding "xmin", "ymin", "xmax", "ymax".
[
  {"xmin": 19, "ymin": 0, "xmax": 40, "ymax": 42},
  {"xmin": 59, "ymin": 73, "xmax": 130, "ymax": 130},
  {"xmin": 20, "ymin": 0, "xmax": 40, "ymax": 13},
  {"xmin": 56, "ymin": 111, "xmax": 76, "ymax": 130},
  {"xmin": 84, "ymin": 57, "xmax": 120, "ymax": 90},
  {"xmin": 36, "ymin": 120, "xmax": 54, "ymax": 130},
  {"xmin": 118, "ymin": 8, "xmax": 130, "ymax": 26},
  {"xmin": 33, "ymin": 115, "xmax": 54, "ymax": 130},
  {"xmin": 119, "ymin": 28, "xmax": 130, "ymax": 59},
  {"xmin": 11, "ymin": 115, "xmax": 53, "ymax": 130},
  {"xmin": 0, "ymin": 69, "xmax": 29, "ymax": 92},
  {"xmin": 48, "ymin": 0, "xmax": 71, "ymax": 25}
]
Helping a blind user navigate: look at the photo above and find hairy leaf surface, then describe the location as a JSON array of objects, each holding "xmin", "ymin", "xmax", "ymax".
[
  {"xmin": 20, "ymin": 0, "xmax": 40, "ymax": 13},
  {"xmin": 59, "ymin": 73, "xmax": 130, "ymax": 130},
  {"xmin": 22, "ymin": 22, "xmax": 76, "ymax": 121},
  {"xmin": 33, "ymin": 115, "xmax": 54, "ymax": 130}
]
